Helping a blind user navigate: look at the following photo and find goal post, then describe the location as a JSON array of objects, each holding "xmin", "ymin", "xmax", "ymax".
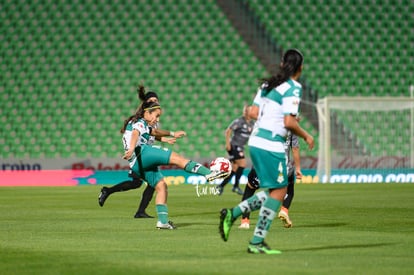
[{"xmin": 316, "ymin": 96, "xmax": 414, "ymax": 183}]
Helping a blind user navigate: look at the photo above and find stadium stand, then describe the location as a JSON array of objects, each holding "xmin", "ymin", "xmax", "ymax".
[
  {"xmin": 243, "ymin": 0, "xmax": 413, "ymax": 157},
  {"xmin": 1, "ymin": 0, "xmax": 412, "ymax": 160},
  {"xmin": 1, "ymin": 0, "xmax": 268, "ymax": 159},
  {"xmin": 245, "ymin": 0, "xmax": 413, "ymax": 97}
]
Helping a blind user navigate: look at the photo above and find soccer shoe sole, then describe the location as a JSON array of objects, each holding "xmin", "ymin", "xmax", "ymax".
[
  {"xmin": 278, "ymin": 212, "xmax": 292, "ymax": 228},
  {"xmin": 207, "ymin": 171, "xmax": 231, "ymax": 182}
]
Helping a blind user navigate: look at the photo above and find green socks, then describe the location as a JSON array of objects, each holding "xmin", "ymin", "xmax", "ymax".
[
  {"xmin": 156, "ymin": 204, "xmax": 169, "ymax": 224},
  {"xmin": 184, "ymin": 160, "xmax": 211, "ymax": 176},
  {"xmin": 232, "ymin": 191, "xmax": 269, "ymax": 218},
  {"xmin": 251, "ymin": 196, "xmax": 281, "ymax": 244}
]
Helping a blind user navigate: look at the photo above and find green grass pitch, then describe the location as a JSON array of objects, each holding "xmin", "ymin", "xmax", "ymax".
[{"xmin": 1, "ymin": 183, "xmax": 413, "ymax": 274}]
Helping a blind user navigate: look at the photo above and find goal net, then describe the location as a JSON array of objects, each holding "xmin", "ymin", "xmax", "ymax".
[{"xmin": 316, "ymin": 96, "xmax": 414, "ymax": 183}]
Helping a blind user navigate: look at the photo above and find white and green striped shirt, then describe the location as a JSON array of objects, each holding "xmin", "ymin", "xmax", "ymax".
[
  {"xmin": 248, "ymin": 79, "xmax": 302, "ymax": 153},
  {"xmin": 122, "ymin": 118, "xmax": 152, "ymax": 166}
]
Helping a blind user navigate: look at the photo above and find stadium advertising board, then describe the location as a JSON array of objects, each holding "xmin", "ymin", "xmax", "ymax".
[
  {"xmin": 314, "ymin": 169, "xmax": 414, "ymax": 184},
  {"xmin": 1, "ymin": 158, "xmax": 413, "ymax": 186}
]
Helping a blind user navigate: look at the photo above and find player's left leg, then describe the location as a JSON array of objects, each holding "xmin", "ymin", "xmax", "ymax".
[
  {"xmin": 219, "ymin": 190, "xmax": 269, "ymax": 241},
  {"xmin": 230, "ymin": 148, "xmax": 246, "ymax": 195},
  {"xmin": 232, "ymin": 161, "xmax": 245, "ymax": 195}
]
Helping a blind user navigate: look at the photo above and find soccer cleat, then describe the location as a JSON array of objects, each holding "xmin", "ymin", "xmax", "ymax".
[
  {"xmin": 156, "ymin": 221, "xmax": 177, "ymax": 230},
  {"xmin": 232, "ymin": 186, "xmax": 244, "ymax": 195},
  {"xmin": 219, "ymin": 208, "xmax": 235, "ymax": 241},
  {"xmin": 134, "ymin": 212, "xmax": 155, "ymax": 219},
  {"xmin": 98, "ymin": 187, "xmax": 110, "ymax": 207},
  {"xmin": 206, "ymin": 170, "xmax": 231, "ymax": 182},
  {"xmin": 238, "ymin": 218, "xmax": 250, "ymax": 229},
  {"xmin": 247, "ymin": 242, "xmax": 282, "ymax": 254},
  {"xmin": 278, "ymin": 209, "xmax": 292, "ymax": 228}
]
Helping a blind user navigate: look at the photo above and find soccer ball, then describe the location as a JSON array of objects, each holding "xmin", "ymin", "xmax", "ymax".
[{"xmin": 209, "ymin": 157, "xmax": 232, "ymax": 174}]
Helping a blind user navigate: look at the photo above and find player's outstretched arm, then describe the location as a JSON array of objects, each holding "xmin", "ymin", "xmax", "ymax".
[
  {"xmin": 123, "ymin": 129, "xmax": 139, "ymax": 160},
  {"xmin": 151, "ymin": 129, "xmax": 187, "ymax": 139}
]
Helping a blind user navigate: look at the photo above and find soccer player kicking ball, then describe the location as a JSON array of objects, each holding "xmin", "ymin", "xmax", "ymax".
[
  {"xmin": 218, "ymin": 49, "xmax": 314, "ymax": 254},
  {"xmin": 121, "ymin": 101, "xmax": 230, "ymax": 229}
]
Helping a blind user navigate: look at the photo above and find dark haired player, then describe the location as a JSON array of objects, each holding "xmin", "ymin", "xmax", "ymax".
[{"xmin": 216, "ymin": 106, "xmax": 255, "ymax": 195}]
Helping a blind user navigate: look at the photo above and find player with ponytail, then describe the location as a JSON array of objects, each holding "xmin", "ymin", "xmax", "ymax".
[{"xmin": 218, "ymin": 49, "xmax": 314, "ymax": 254}]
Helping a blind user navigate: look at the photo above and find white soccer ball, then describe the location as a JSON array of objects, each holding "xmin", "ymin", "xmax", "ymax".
[{"xmin": 209, "ymin": 157, "xmax": 232, "ymax": 174}]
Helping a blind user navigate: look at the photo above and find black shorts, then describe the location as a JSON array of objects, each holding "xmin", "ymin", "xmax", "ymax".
[
  {"xmin": 227, "ymin": 145, "xmax": 245, "ymax": 162},
  {"xmin": 248, "ymin": 166, "xmax": 295, "ymax": 190},
  {"xmin": 247, "ymin": 167, "xmax": 260, "ymax": 189}
]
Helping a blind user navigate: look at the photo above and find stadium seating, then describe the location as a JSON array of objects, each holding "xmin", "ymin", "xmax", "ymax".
[
  {"xmin": 244, "ymin": 0, "xmax": 413, "ymax": 157},
  {"xmin": 1, "ymin": 0, "xmax": 269, "ymax": 159},
  {"xmin": 246, "ymin": 0, "xmax": 412, "ymax": 97},
  {"xmin": 1, "ymin": 0, "xmax": 411, "ymax": 160}
]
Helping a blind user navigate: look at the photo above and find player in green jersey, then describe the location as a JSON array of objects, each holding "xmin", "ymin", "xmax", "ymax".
[
  {"xmin": 219, "ymin": 49, "xmax": 314, "ymax": 253},
  {"xmin": 121, "ymin": 101, "xmax": 230, "ymax": 229},
  {"xmin": 98, "ymin": 86, "xmax": 174, "ymax": 219}
]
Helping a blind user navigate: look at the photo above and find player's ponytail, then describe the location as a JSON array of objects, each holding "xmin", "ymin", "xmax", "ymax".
[
  {"xmin": 137, "ymin": 84, "xmax": 146, "ymax": 101},
  {"xmin": 137, "ymin": 84, "xmax": 159, "ymax": 102},
  {"xmin": 261, "ymin": 49, "xmax": 303, "ymax": 92}
]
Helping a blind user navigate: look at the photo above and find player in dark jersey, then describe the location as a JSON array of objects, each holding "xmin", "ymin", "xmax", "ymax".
[
  {"xmin": 278, "ymin": 132, "xmax": 302, "ymax": 227},
  {"xmin": 216, "ymin": 106, "xmax": 255, "ymax": 195}
]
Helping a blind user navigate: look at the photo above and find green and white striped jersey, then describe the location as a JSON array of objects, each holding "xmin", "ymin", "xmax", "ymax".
[
  {"xmin": 122, "ymin": 118, "xmax": 152, "ymax": 166},
  {"xmin": 248, "ymin": 79, "xmax": 302, "ymax": 153}
]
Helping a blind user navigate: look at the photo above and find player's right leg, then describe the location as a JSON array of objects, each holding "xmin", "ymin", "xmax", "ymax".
[
  {"xmin": 278, "ymin": 173, "xmax": 295, "ymax": 227},
  {"xmin": 231, "ymin": 157, "xmax": 246, "ymax": 195},
  {"xmin": 220, "ymin": 190, "xmax": 269, "ymax": 240}
]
